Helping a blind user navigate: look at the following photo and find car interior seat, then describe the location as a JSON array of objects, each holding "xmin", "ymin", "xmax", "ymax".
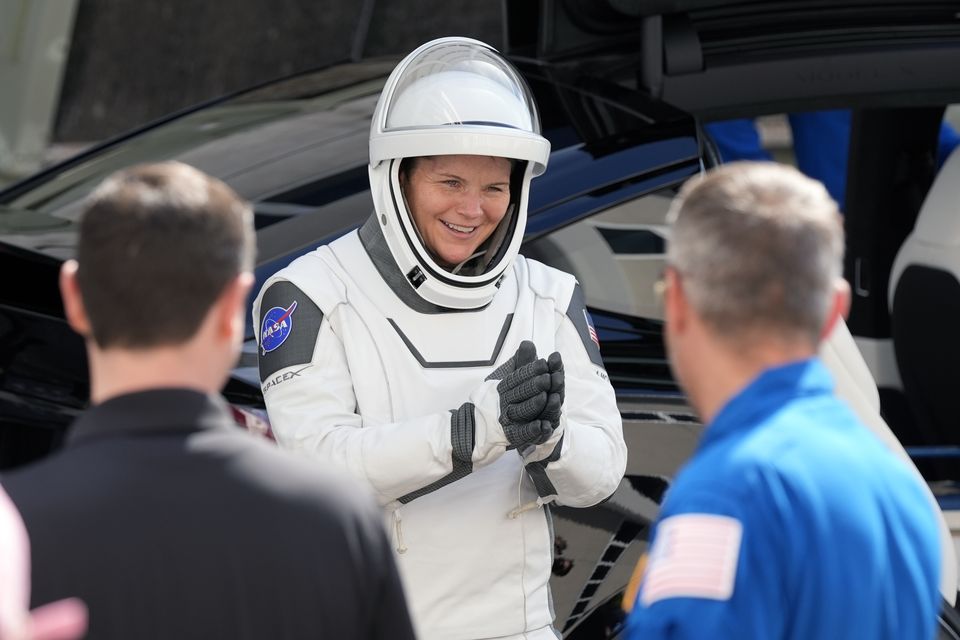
[
  {"xmin": 821, "ymin": 319, "xmax": 957, "ymax": 604},
  {"xmin": 889, "ymin": 148, "xmax": 960, "ymax": 454}
]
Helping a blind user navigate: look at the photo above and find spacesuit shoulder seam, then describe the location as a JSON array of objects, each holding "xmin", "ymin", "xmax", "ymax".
[
  {"xmin": 268, "ymin": 248, "xmax": 349, "ymax": 316},
  {"xmin": 517, "ymin": 256, "xmax": 577, "ymax": 311}
]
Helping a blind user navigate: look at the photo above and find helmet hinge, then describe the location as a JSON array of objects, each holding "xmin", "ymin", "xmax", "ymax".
[{"xmin": 407, "ymin": 266, "xmax": 426, "ymax": 289}]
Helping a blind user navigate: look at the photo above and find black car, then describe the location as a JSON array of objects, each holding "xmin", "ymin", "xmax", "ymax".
[{"xmin": 3, "ymin": 1, "xmax": 960, "ymax": 636}]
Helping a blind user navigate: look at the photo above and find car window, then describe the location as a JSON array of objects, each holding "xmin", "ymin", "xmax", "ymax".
[
  {"xmin": 525, "ymin": 186, "xmax": 683, "ymax": 395},
  {"xmin": 526, "ymin": 187, "xmax": 675, "ymax": 321}
]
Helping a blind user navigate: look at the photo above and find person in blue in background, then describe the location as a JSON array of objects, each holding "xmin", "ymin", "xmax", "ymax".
[
  {"xmin": 706, "ymin": 110, "xmax": 960, "ymax": 208},
  {"xmin": 625, "ymin": 162, "xmax": 941, "ymax": 639}
]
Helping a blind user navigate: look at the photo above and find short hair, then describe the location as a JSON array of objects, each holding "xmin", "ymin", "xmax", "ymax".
[
  {"xmin": 398, "ymin": 155, "xmax": 517, "ymax": 179},
  {"xmin": 76, "ymin": 162, "xmax": 255, "ymax": 349},
  {"xmin": 667, "ymin": 162, "xmax": 844, "ymax": 345}
]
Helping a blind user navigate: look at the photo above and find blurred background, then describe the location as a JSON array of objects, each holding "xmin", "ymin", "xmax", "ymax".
[
  {"xmin": 0, "ymin": 0, "xmax": 501, "ymax": 186},
  {"xmin": 6, "ymin": 1, "xmax": 960, "ymax": 190}
]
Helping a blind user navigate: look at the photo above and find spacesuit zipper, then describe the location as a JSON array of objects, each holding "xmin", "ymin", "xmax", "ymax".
[{"xmin": 393, "ymin": 508, "xmax": 408, "ymax": 554}]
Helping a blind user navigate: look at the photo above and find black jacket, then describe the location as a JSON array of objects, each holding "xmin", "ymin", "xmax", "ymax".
[{"xmin": 2, "ymin": 388, "xmax": 415, "ymax": 640}]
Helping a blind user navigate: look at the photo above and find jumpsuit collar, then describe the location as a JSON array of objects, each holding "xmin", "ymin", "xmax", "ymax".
[
  {"xmin": 66, "ymin": 388, "xmax": 235, "ymax": 447},
  {"xmin": 698, "ymin": 358, "xmax": 835, "ymax": 454},
  {"xmin": 358, "ymin": 216, "xmax": 452, "ymax": 315}
]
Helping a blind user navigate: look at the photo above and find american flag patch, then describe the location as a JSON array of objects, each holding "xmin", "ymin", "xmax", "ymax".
[
  {"xmin": 640, "ymin": 513, "xmax": 742, "ymax": 606},
  {"xmin": 583, "ymin": 309, "xmax": 600, "ymax": 348}
]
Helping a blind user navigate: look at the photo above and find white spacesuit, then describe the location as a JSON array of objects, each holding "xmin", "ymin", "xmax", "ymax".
[{"xmin": 254, "ymin": 37, "xmax": 627, "ymax": 640}]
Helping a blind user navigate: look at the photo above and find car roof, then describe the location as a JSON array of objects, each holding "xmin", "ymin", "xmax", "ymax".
[
  {"xmin": 0, "ymin": 59, "xmax": 698, "ymax": 249},
  {"xmin": 0, "ymin": 54, "xmax": 700, "ymax": 328}
]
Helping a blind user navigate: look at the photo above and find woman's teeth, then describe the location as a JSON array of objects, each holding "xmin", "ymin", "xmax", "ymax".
[{"xmin": 442, "ymin": 221, "xmax": 476, "ymax": 233}]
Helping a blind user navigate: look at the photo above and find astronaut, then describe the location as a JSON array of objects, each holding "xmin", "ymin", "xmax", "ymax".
[{"xmin": 254, "ymin": 37, "xmax": 627, "ymax": 640}]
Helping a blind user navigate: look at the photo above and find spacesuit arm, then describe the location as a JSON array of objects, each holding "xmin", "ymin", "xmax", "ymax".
[
  {"xmin": 522, "ymin": 284, "xmax": 627, "ymax": 507},
  {"xmin": 256, "ymin": 280, "xmax": 509, "ymax": 506}
]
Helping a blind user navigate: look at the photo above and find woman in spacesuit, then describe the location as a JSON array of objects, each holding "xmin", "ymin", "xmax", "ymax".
[{"xmin": 254, "ymin": 37, "xmax": 626, "ymax": 640}]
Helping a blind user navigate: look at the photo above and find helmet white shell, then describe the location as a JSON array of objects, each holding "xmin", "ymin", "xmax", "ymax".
[{"xmin": 368, "ymin": 37, "xmax": 551, "ymax": 309}]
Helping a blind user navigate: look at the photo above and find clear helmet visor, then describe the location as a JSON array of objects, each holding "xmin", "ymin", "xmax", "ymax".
[
  {"xmin": 380, "ymin": 40, "xmax": 540, "ymax": 134},
  {"xmin": 370, "ymin": 38, "xmax": 548, "ymax": 175}
]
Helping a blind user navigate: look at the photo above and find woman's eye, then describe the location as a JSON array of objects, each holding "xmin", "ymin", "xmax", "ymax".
[{"xmin": 444, "ymin": 180, "xmax": 460, "ymax": 188}]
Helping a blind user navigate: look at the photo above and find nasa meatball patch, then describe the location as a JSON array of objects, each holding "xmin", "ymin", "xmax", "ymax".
[
  {"xmin": 257, "ymin": 281, "xmax": 323, "ymax": 383},
  {"xmin": 260, "ymin": 301, "xmax": 298, "ymax": 354}
]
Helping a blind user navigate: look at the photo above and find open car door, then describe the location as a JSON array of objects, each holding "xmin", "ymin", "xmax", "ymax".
[{"xmin": 503, "ymin": 0, "xmax": 960, "ymax": 631}]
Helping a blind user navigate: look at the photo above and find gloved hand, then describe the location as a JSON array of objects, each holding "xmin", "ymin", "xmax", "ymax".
[
  {"xmin": 520, "ymin": 351, "xmax": 565, "ymax": 465},
  {"xmin": 487, "ymin": 341, "xmax": 563, "ymax": 449},
  {"xmin": 539, "ymin": 351, "xmax": 564, "ymax": 434}
]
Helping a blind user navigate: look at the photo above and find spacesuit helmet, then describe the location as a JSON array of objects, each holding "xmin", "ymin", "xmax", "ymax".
[{"xmin": 369, "ymin": 37, "xmax": 551, "ymax": 310}]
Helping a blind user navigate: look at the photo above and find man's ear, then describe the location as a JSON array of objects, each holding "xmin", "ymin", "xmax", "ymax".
[
  {"xmin": 819, "ymin": 277, "xmax": 852, "ymax": 342},
  {"xmin": 215, "ymin": 272, "xmax": 254, "ymax": 340},
  {"xmin": 664, "ymin": 267, "xmax": 689, "ymax": 334},
  {"xmin": 59, "ymin": 260, "xmax": 92, "ymax": 339}
]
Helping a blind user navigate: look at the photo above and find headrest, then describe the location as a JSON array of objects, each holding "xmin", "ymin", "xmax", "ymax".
[
  {"xmin": 889, "ymin": 146, "xmax": 960, "ymax": 310},
  {"xmin": 909, "ymin": 147, "xmax": 960, "ymax": 246}
]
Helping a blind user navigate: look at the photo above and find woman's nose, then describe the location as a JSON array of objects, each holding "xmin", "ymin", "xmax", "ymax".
[{"xmin": 457, "ymin": 191, "xmax": 484, "ymax": 218}]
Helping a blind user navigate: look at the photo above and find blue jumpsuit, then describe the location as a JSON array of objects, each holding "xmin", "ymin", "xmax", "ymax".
[{"xmin": 626, "ymin": 359, "xmax": 941, "ymax": 639}]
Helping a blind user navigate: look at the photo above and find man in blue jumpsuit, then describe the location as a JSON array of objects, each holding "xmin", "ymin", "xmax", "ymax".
[{"xmin": 626, "ymin": 162, "xmax": 941, "ymax": 639}]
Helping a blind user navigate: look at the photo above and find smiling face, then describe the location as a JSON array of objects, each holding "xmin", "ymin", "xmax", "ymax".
[{"xmin": 400, "ymin": 155, "xmax": 513, "ymax": 268}]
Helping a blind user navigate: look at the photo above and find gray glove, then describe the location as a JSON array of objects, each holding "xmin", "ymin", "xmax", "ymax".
[
  {"xmin": 487, "ymin": 341, "xmax": 557, "ymax": 448},
  {"xmin": 539, "ymin": 351, "xmax": 564, "ymax": 433}
]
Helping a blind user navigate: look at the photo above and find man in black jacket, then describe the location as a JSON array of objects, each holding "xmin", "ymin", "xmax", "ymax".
[{"xmin": 2, "ymin": 162, "xmax": 415, "ymax": 640}]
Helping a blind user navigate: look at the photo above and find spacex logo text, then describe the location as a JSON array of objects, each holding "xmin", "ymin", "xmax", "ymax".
[{"xmin": 262, "ymin": 365, "xmax": 312, "ymax": 393}]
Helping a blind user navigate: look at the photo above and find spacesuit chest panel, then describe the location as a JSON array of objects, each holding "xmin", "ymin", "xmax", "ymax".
[{"xmin": 327, "ymin": 233, "xmax": 559, "ymax": 422}]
